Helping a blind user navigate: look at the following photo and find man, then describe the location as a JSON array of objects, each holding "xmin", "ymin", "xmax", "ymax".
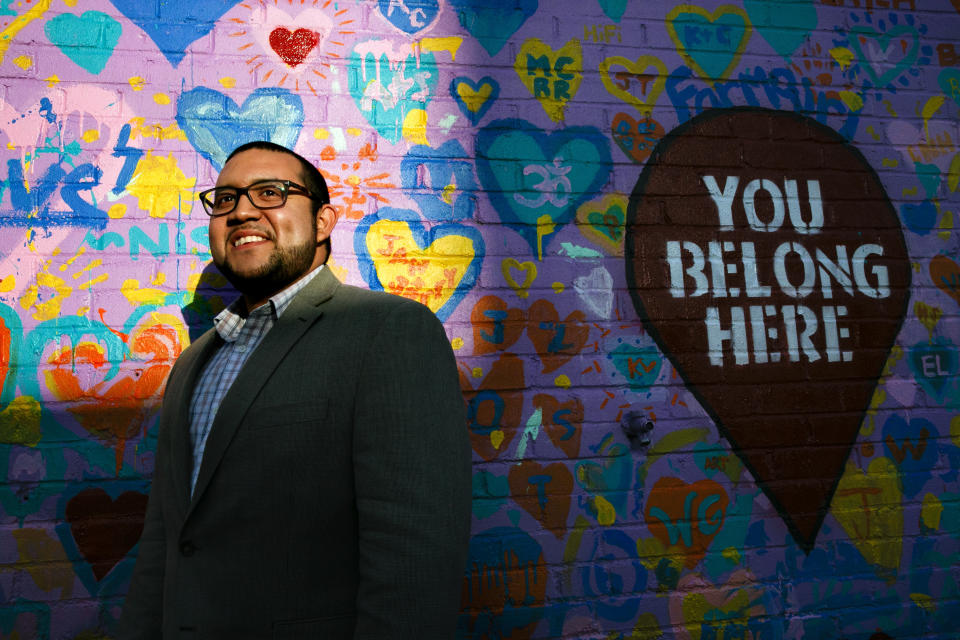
[{"xmin": 118, "ymin": 141, "xmax": 471, "ymax": 639}]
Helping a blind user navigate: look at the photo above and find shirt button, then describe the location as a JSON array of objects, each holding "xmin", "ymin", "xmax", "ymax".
[
  {"xmin": 235, "ymin": 344, "xmax": 248, "ymax": 353},
  {"xmin": 180, "ymin": 541, "xmax": 197, "ymax": 556}
]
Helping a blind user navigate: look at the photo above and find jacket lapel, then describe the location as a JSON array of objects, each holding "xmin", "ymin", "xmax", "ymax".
[
  {"xmin": 165, "ymin": 328, "xmax": 221, "ymax": 518},
  {"xmin": 187, "ymin": 268, "xmax": 340, "ymax": 514}
]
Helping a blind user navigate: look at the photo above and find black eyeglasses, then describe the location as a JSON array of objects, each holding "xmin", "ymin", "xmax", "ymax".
[{"xmin": 198, "ymin": 179, "xmax": 322, "ymax": 217}]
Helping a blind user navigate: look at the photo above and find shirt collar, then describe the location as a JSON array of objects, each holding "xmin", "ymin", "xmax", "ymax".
[{"xmin": 213, "ymin": 265, "xmax": 324, "ymax": 342}]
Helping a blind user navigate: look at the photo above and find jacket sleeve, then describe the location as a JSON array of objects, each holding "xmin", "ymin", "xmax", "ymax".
[
  {"xmin": 351, "ymin": 300, "xmax": 471, "ymax": 639},
  {"xmin": 115, "ymin": 394, "xmax": 173, "ymax": 638}
]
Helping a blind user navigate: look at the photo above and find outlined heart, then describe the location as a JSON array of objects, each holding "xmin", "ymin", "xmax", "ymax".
[
  {"xmin": 109, "ymin": 0, "xmax": 241, "ymax": 67},
  {"xmin": 355, "ymin": 207, "xmax": 483, "ymax": 321},
  {"xmin": 832, "ymin": 458, "xmax": 902, "ymax": 569},
  {"xmin": 515, "ymin": 38, "xmax": 583, "ymax": 122},
  {"xmin": 502, "ymin": 258, "xmax": 537, "ymax": 299},
  {"xmin": 64, "ymin": 488, "xmax": 148, "ymax": 582},
  {"xmin": 449, "ymin": 0, "xmax": 538, "ymax": 57},
  {"xmin": 476, "ymin": 119, "xmax": 612, "ymax": 258},
  {"xmin": 908, "ymin": 338, "xmax": 957, "ymax": 403},
  {"xmin": 576, "ymin": 193, "xmax": 627, "ymax": 255},
  {"xmin": 377, "ymin": 0, "xmax": 440, "ymax": 35},
  {"xmin": 176, "ymin": 87, "xmax": 304, "ymax": 171},
  {"xmin": 45, "ymin": 11, "xmax": 122, "ymax": 75},
  {"xmin": 459, "ymin": 353, "xmax": 525, "ymax": 461},
  {"xmin": 611, "ymin": 113, "xmax": 664, "ymax": 164},
  {"xmin": 269, "ymin": 27, "xmax": 320, "ymax": 68},
  {"xmin": 509, "ymin": 460, "xmax": 573, "ymax": 537},
  {"xmin": 666, "ymin": 4, "xmax": 752, "ymax": 84},
  {"xmin": 848, "ymin": 25, "xmax": 920, "ymax": 88},
  {"xmin": 645, "ymin": 477, "xmax": 728, "ymax": 568},
  {"xmin": 526, "ymin": 299, "xmax": 589, "ymax": 374},
  {"xmin": 599, "ymin": 55, "xmax": 667, "ymax": 115},
  {"xmin": 471, "ymin": 295, "xmax": 525, "ymax": 355},
  {"xmin": 348, "ymin": 39, "xmax": 438, "ymax": 143},
  {"xmin": 533, "ymin": 392, "xmax": 583, "ymax": 458},
  {"xmin": 930, "ymin": 254, "xmax": 960, "ymax": 306},
  {"xmin": 450, "ymin": 76, "xmax": 500, "ymax": 125},
  {"xmin": 401, "ymin": 140, "xmax": 479, "ymax": 221},
  {"xmin": 574, "ymin": 266, "xmax": 614, "ymax": 320}
]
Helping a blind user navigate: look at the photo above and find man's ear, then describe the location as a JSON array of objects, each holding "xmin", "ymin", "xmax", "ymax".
[{"xmin": 316, "ymin": 203, "xmax": 338, "ymax": 244}]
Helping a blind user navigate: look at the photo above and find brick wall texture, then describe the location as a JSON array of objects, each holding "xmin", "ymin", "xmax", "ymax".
[{"xmin": 0, "ymin": 0, "xmax": 959, "ymax": 638}]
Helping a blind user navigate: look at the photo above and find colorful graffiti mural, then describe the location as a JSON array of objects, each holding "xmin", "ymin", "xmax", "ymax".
[{"xmin": 0, "ymin": 0, "xmax": 958, "ymax": 638}]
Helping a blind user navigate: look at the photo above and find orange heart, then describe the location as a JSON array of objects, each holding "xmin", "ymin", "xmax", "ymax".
[
  {"xmin": 508, "ymin": 460, "xmax": 573, "ymax": 538},
  {"xmin": 533, "ymin": 392, "xmax": 583, "ymax": 458},
  {"xmin": 471, "ymin": 295, "xmax": 525, "ymax": 355},
  {"xmin": 459, "ymin": 353, "xmax": 525, "ymax": 461},
  {"xmin": 645, "ymin": 477, "xmax": 729, "ymax": 568},
  {"xmin": 526, "ymin": 299, "xmax": 589, "ymax": 373}
]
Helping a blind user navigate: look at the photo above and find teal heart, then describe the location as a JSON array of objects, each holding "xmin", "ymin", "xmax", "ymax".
[
  {"xmin": 916, "ymin": 163, "xmax": 941, "ymax": 199},
  {"xmin": 472, "ymin": 470, "xmax": 509, "ymax": 519},
  {"xmin": 587, "ymin": 205, "xmax": 625, "ymax": 244},
  {"xmin": 574, "ymin": 441, "xmax": 631, "ymax": 518},
  {"xmin": 674, "ymin": 12, "xmax": 749, "ymax": 79},
  {"xmin": 449, "ymin": 0, "xmax": 538, "ymax": 57},
  {"xmin": 939, "ymin": 68, "xmax": 960, "ymax": 108},
  {"xmin": 848, "ymin": 25, "xmax": 920, "ymax": 88},
  {"xmin": 744, "ymin": 0, "xmax": 816, "ymax": 60},
  {"xmin": 475, "ymin": 119, "xmax": 612, "ymax": 256},
  {"xmin": 45, "ymin": 11, "xmax": 121, "ymax": 75},
  {"xmin": 597, "ymin": 0, "xmax": 627, "ymax": 22},
  {"xmin": 908, "ymin": 339, "xmax": 957, "ymax": 402},
  {"xmin": 347, "ymin": 42, "xmax": 438, "ymax": 144},
  {"xmin": 607, "ymin": 343, "xmax": 661, "ymax": 391}
]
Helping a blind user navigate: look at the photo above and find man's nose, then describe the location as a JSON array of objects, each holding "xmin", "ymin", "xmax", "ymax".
[{"xmin": 228, "ymin": 192, "xmax": 264, "ymax": 222}]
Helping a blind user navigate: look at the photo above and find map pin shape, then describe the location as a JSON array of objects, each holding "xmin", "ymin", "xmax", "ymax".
[{"xmin": 625, "ymin": 107, "xmax": 910, "ymax": 551}]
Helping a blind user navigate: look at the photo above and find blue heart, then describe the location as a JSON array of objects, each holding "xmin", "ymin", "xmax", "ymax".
[
  {"xmin": 353, "ymin": 207, "xmax": 484, "ymax": 322},
  {"xmin": 45, "ymin": 11, "xmax": 122, "ymax": 75},
  {"xmin": 882, "ymin": 414, "xmax": 936, "ymax": 498},
  {"xmin": 901, "ymin": 200, "xmax": 937, "ymax": 235},
  {"xmin": 401, "ymin": 140, "xmax": 478, "ymax": 222},
  {"xmin": 175, "ymin": 87, "xmax": 304, "ymax": 171},
  {"xmin": 908, "ymin": 338, "xmax": 958, "ymax": 402},
  {"xmin": 347, "ymin": 42, "xmax": 438, "ymax": 144},
  {"xmin": 376, "ymin": 0, "xmax": 440, "ymax": 35},
  {"xmin": 109, "ymin": 0, "xmax": 241, "ymax": 67},
  {"xmin": 597, "ymin": 0, "xmax": 628, "ymax": 23},
  {"xmin": 450, "ymin": 76, "xmax": 499, "ymax": 126},
  {"xmin": 475, "ymin": 119, "xmax": 612, "ymax": 256},
  {"xmin": 743, "ymin": 0, "xmax": 817, "ymax": 60},
  {"xmin": 607, "ymin": 343, "xmax": 661, "ymax": 391},
  {"xmin": 448, "ymin": 0, "xmax": 538, "ymax": 57}
]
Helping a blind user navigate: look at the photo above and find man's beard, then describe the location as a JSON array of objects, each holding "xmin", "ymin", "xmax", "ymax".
[{"xmin": 216, "ymin": 236, "xmax": 317, "ymax": 304}]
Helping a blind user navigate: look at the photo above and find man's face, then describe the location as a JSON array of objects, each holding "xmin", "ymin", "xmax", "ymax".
[{"xmin": 208, "ymin": 149, "xmax": 326, "ymax": 307}]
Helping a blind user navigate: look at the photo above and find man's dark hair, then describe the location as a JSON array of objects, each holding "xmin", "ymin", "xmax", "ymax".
[{"xmin": 224, "ymin": 140, "xmax": 333, "ymax": 261}]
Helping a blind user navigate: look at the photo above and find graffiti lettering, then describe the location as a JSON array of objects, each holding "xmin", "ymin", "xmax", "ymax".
[
  {"xmin": 513, "ymin": 158, "xmax": 573, "ymax": 208},
  {"xmin": 83, "ymin": 223, "xmax": 210, "ymax": 260}
]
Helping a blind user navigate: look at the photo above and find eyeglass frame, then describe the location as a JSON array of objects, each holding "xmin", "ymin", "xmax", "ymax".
[{"xmin": 198, "ymin": 179, "xmax": 325, "ymax": 217}]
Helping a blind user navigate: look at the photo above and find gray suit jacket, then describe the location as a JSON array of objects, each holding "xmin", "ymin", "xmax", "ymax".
[{"xmin": 118, "ymin": 268, "xmax": 471, "ymax": 639}]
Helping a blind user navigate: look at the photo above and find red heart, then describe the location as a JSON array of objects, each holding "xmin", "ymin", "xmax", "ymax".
[
  {"xmin": 611, "ymin": 113, "xmax": 664, "ymax": 164},
  {"xmin": 533, "ymin": 392, "xmax": 583, "ymax": 458},
  {"xmin": 645, "ymin": 477, "xmax": 728, "ymax": 568},
  {"xmin": 930, "ymin": 254, "xmax": 960, "ymax": 306},
  {"xmin": 269, "ymin": 27, "xmax": 320, "ymax": 68},
  {"xmin": 508, "ymin": 460, "xmax": 573, "ymax": 538},
  {"xmin": 65, "ymin": 488, "xmax": 148, "ymax": 581},
  {"xmin": 459, "ymin": 353, "xmax": 525, "ymax": 461},
  {"xmin": 471, "ymin": 294, "xmax": 525, "ymax": 355},
  {"xmin": 526, "ymin": 299, "xmax": 589, "ymax": 374}
]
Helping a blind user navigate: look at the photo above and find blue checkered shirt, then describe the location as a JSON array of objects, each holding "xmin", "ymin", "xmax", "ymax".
[{"xmin": 188, "ymin": 266, "xmax": 324, "ymax": 495}]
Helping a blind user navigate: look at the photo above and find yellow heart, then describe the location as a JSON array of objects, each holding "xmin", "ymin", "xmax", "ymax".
[
  {"xmin": 831, "ymin": 457, "xmax": 903, "ymax": 569},
  {"xmin": 501, "ymin": 258, "xmax": 537, "ymax": 299},
  {"xmin": 367, "ymin": 219, "xmax": 474, "ymax": 315},
  {"xmin": 515, "ymin": 38, "xmax": 583, "ymax": 122},
  {"xmin": 455, "ymin": 81, "xmax": 492, "ymax": 114},
  {"xmin": 599, "ymin": 55, "xmax": 667, "ymax": 115}
]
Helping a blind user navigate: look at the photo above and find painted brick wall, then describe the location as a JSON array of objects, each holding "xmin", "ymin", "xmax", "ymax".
[{"xmin": 0, "ymin": 0, "xmax": 958, "ymax": 638}]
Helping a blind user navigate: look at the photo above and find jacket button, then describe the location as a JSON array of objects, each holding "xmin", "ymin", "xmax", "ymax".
[{"xmin": 179, "ymin": 541, "xmax": 196, "ymax": 556}]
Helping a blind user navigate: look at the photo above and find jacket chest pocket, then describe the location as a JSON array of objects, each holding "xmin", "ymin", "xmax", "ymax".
[{"xmin": 242, "ymin": 398, "xmax": 328, "ymax": 430}]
